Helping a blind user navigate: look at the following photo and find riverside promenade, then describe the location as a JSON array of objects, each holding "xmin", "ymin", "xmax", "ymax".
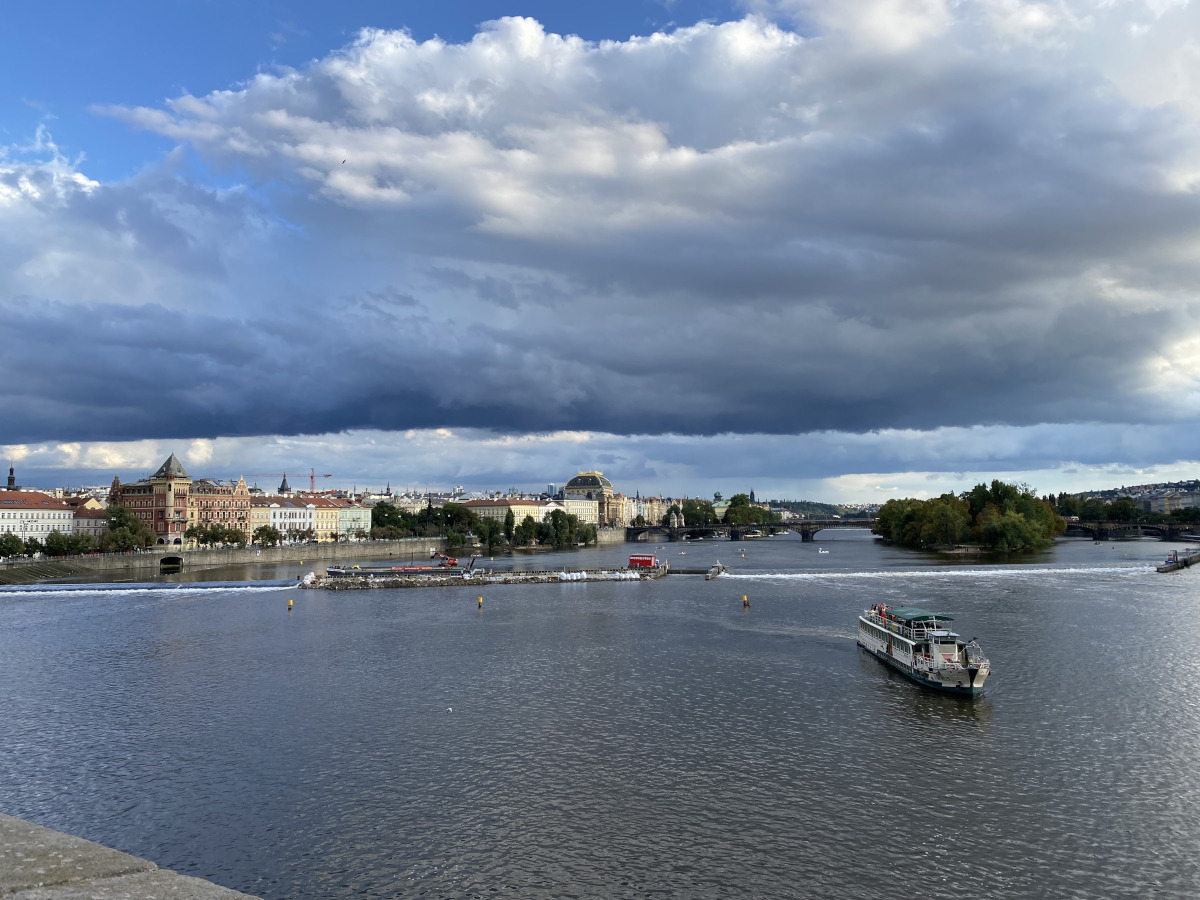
[{"xmin": 0, "ymin": 813, "xmax": 258, "ymax": 899}]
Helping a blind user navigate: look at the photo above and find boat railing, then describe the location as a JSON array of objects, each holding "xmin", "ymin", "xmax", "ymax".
[
  {"xmin": 865, "ymin": 608, "xmax": 963, "ymax": 643},
  {"xmin": 913, "ymin": 654, "xmax": 964, "ymax": 673},
  {"xmin": 965, "ymin": 641, "xmax": 990, "ymax": 670}
]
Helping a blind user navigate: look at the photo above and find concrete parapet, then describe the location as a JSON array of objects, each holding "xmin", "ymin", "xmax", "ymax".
[{"xmin": 0, "ymin": 813, "xmax": 258, "ymax": 899}]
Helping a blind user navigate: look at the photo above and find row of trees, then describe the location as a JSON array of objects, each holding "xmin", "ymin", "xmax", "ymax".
[
  {"xmin": 877, "ymin": 480, "xmax": 1065, "ymax": 552},
  {"xmin": 0, "ymin": 530, "xmax": 98, "ymax": 559},
  {"xmin": 0, "ymin": 505, "xmax": 160, "ymax": 558},
  {"xmin": 1051, "ymin": 493, "xmax": 1200, "ymax": 524},
  {"xmin": 663, "ymin": 494, "xmax": 781, "ymax": 527},
  {"xmin": 370, "ymin": 502, "xmax": 598, "ymax": 552}
]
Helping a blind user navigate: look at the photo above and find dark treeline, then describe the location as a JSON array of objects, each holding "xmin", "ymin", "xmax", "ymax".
[
  {"xmin": 371, "ymin": 502, "xmax": 596, "ymax": 551},
  {"xmin": 1051, "ymin": 493, "xmax": 1200, "ymax": 524},
  {"xmin": 665, "ymin": 494, "xmax": 781, "ymax": 526},
  {"xmin": 877, "ymin": 480, "xmax": 1065, "ymax": 552}
]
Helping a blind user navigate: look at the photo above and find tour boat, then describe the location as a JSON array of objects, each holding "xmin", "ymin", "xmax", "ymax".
[{"xmin": 857, "ymin": 604, "xmax": 989, "ymax": 696}]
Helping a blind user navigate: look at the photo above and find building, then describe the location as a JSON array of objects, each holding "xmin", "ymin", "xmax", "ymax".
[
  {"xmin": 338, "ymin": 501, "xmax": 371, "ymax": 541},
  {"xmin": 188, "ymin": 476, "xmax": 252, "ymax": 541},
  {"xmin": 113, "ymin": 454, "xmax": 254, "ymax": 546},
  {"xmin": 251, "ymin": 497, "xmax": 317, "ymax": 541},
  {"xmin": 308, "ymin": 497, "xmax": 344, "ymax": 542},
  {"xmin": 115, "ymin": 454, "xmax": 193, "ymax": 546},
  {"xmin": 563, "ymin": 472, "xmax": 619, "ymax": 526},
  {"xmin": 0, "ymin": 491, "xmax": 75, "ymax": 541},
  {"xmin": 560, "ymin": 497, "xmax": 599, "ymax": 525},
  {"xmin": 73, "ymin": 507, "xmax": 109, "ymax": 542},
  {"xmin": 464, "ymin": 497, "xmax": 547, "ymax": 527}
]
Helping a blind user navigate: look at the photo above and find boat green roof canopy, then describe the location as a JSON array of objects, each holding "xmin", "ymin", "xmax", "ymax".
[{"xmin": 888, "ymin": 607, "xmax": 954, "ymax": 623}]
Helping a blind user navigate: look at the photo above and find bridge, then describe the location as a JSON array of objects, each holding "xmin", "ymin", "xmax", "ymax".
[
  {"xmin": 626, "ymin": 519, "xmax": 878, "ymax": 543},
  {"xmin": 1065, "ymin": 521, "xmax": 1200, "ymax": 542}
]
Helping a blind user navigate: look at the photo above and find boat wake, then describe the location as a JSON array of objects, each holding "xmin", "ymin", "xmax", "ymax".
[{"xmin": 720, "ymin": 565, "xmax": 1155, "ymax": 581}]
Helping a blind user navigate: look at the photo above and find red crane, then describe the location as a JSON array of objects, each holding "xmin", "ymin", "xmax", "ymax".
[{"xmin": 243, "ymin": 468, "xmax": 333, "ymax": 493}]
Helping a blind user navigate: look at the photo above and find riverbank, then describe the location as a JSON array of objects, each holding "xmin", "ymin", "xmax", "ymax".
[
  {"xmin": 0, "ymin": 812, "xmax": 258, "ymax": 899},
  {"xmin": 0, "ymin": 538, "xmax": 447, "ymax": 585}
]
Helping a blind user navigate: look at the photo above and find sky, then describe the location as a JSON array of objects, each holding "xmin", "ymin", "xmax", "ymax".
[{"xmin": 3, "ymin": 0, "xmax": 1200, "ymax": 501}]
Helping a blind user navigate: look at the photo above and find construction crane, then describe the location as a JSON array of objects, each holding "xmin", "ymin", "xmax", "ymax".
[{"xmin": 243, "ymin": 468, "xmax": 333, "ymax": 493}]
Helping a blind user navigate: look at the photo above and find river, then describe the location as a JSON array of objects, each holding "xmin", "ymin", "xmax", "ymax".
[{"xmin": 2, "ymin": 531, "xmax": 1197, "ymax": 899}]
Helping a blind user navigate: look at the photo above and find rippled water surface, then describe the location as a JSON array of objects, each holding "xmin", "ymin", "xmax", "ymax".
[{"xmin": 3, "ymin": 534, "xmax": 1199, "ymax": 898}]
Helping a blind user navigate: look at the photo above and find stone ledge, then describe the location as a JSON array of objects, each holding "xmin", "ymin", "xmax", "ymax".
[{"xmin": 0, "ymin": 814, "xmax": 259, "ymax": 900}]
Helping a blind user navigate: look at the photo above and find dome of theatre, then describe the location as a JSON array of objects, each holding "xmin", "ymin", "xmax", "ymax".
[{"xmin": 565, "ymin": 472, "xmax": 612, "ymax": 492}]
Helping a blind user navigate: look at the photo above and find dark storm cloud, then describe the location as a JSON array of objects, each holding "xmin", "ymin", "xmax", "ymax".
[{"xmin": 3, "ymin": 13, "xmax": 1200, "ymax": 455}]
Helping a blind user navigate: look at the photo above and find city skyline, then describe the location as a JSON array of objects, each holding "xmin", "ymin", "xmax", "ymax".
[{"xmin": 4, "ymin": 1, "xmax": 1200, "ymax": 502}]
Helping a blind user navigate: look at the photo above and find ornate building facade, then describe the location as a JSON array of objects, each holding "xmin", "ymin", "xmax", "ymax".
[
  {"xmin": 114, "ymin": 454, "xmax": 253, "ymax": 545},
  {"xmin": 563, "ymin": 471, "xmax": 619, "ymax": 526}
]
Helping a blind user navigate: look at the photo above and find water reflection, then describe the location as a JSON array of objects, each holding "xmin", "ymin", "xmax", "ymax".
[{"xmin": 1, "ymin": 536, "xmax": 1198, "ymax": 899}]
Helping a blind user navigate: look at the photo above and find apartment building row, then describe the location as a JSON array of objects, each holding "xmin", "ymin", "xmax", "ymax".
[
  {"xmin": 110, "ymin": 454, "xmax": 370, "ymax": 546},
  {"xmin": 458, "ymin": 472, "xmax": 672, "ymax": 528}
]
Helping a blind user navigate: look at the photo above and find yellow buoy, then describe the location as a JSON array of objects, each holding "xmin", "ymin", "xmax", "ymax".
[
  {"xmin": 742, "ymin": 594, "xmax": 750, "ymax": 608},
  {"xmin": 288, "ymin": 597, "xmax": 293, "ymax": 611},
  {"xmin": 478, "ymin": 596, "xmax": 483, "ymax": 608}
]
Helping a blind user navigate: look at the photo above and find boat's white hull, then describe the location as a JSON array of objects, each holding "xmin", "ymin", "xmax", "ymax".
[{"xmin": 857, "ymin": 630, "xmax": 988, "ymax": 696}]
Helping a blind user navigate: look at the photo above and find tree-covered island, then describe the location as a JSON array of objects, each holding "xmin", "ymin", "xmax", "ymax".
[{"xmin": 876, "ymin": 480, "xmax": 1065, "ymax": 552}]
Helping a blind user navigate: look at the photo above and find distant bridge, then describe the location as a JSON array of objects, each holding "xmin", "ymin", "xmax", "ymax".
[
  {"xmin": 1065, "ymin": 521, "xmax": 1200, "ymax": 542},
  {"xmin": 626, "ymin": 518, "xmax": 878, "ymax": 543}
]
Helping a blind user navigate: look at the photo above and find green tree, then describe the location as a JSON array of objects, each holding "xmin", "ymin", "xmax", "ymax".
[
  {"xmin": 371, "ymin": 502, "xmax": 409, "ymax": 533},
  {"xmin": 1055, "ymin": 493, "xmax": 1081, "ymax": 517},
  {"xmin": 0, "ymin": 533, "xmax": 23, "ymax": 557},
  {"xmin": 919, "ymin": 494, "xmax": 969, "ymax": 548},
  {"xmin": 978, "ymin": 508, "xmax": 1037, "ymax": 551},
  {"xmin": 1107, "ymin": 498, "xmax": 1140, "ymax": 522},
  {"xmin": 185, "ymin": 524, "xmax": 210, "ymax": 547},
  {"xmin": 477, "ymin": 519, "xmax": 503, "ymax": 552},
  {"xmin": 514, "ymin": 514, "xmax": 537, "ymax": 546},
  {"xmin": 442, "ymin": 503, "xmax": 478, "ymax": 534},
  {"xmin": 503, "ymin": 508, "xmax": 515, "ymax": 542},
  {"xmin": 23, "ymin": 537, "xmax": 44, "ymax": 557},
  {"xmin": 44, "ymin": 530, "xmax": 92, "ymax": 556},
  {"xmin": 100, "ymin": 505, "xmax": 156, "ymax": 551},
  {"xmin": 681, "ymin": 499, "xmax": 716, "ymax": 526},
  {"xmin": 253, "ymin": 525, "xmax": 282, "ymax": 547},
  {"xmin": 878, "ymin": 482, "xmax": 1060, "ymax": 552}
]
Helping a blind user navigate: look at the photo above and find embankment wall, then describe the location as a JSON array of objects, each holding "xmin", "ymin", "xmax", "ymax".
[
  {"xmin": 595, "ymin": 527, "xmax": 627, "ymax": 545},
  {"xmin": 1, "ymin": 538, "xmax": 446, "ymax": 577}
]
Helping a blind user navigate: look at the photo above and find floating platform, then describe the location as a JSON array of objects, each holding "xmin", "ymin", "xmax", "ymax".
[
  {"xmin": 1156, "ymin": 549, "xmax": 1200, "ymax": 573},
  {"xmin": 303, "ymin": 562, "xmax": 727, "ymax": 590}
]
